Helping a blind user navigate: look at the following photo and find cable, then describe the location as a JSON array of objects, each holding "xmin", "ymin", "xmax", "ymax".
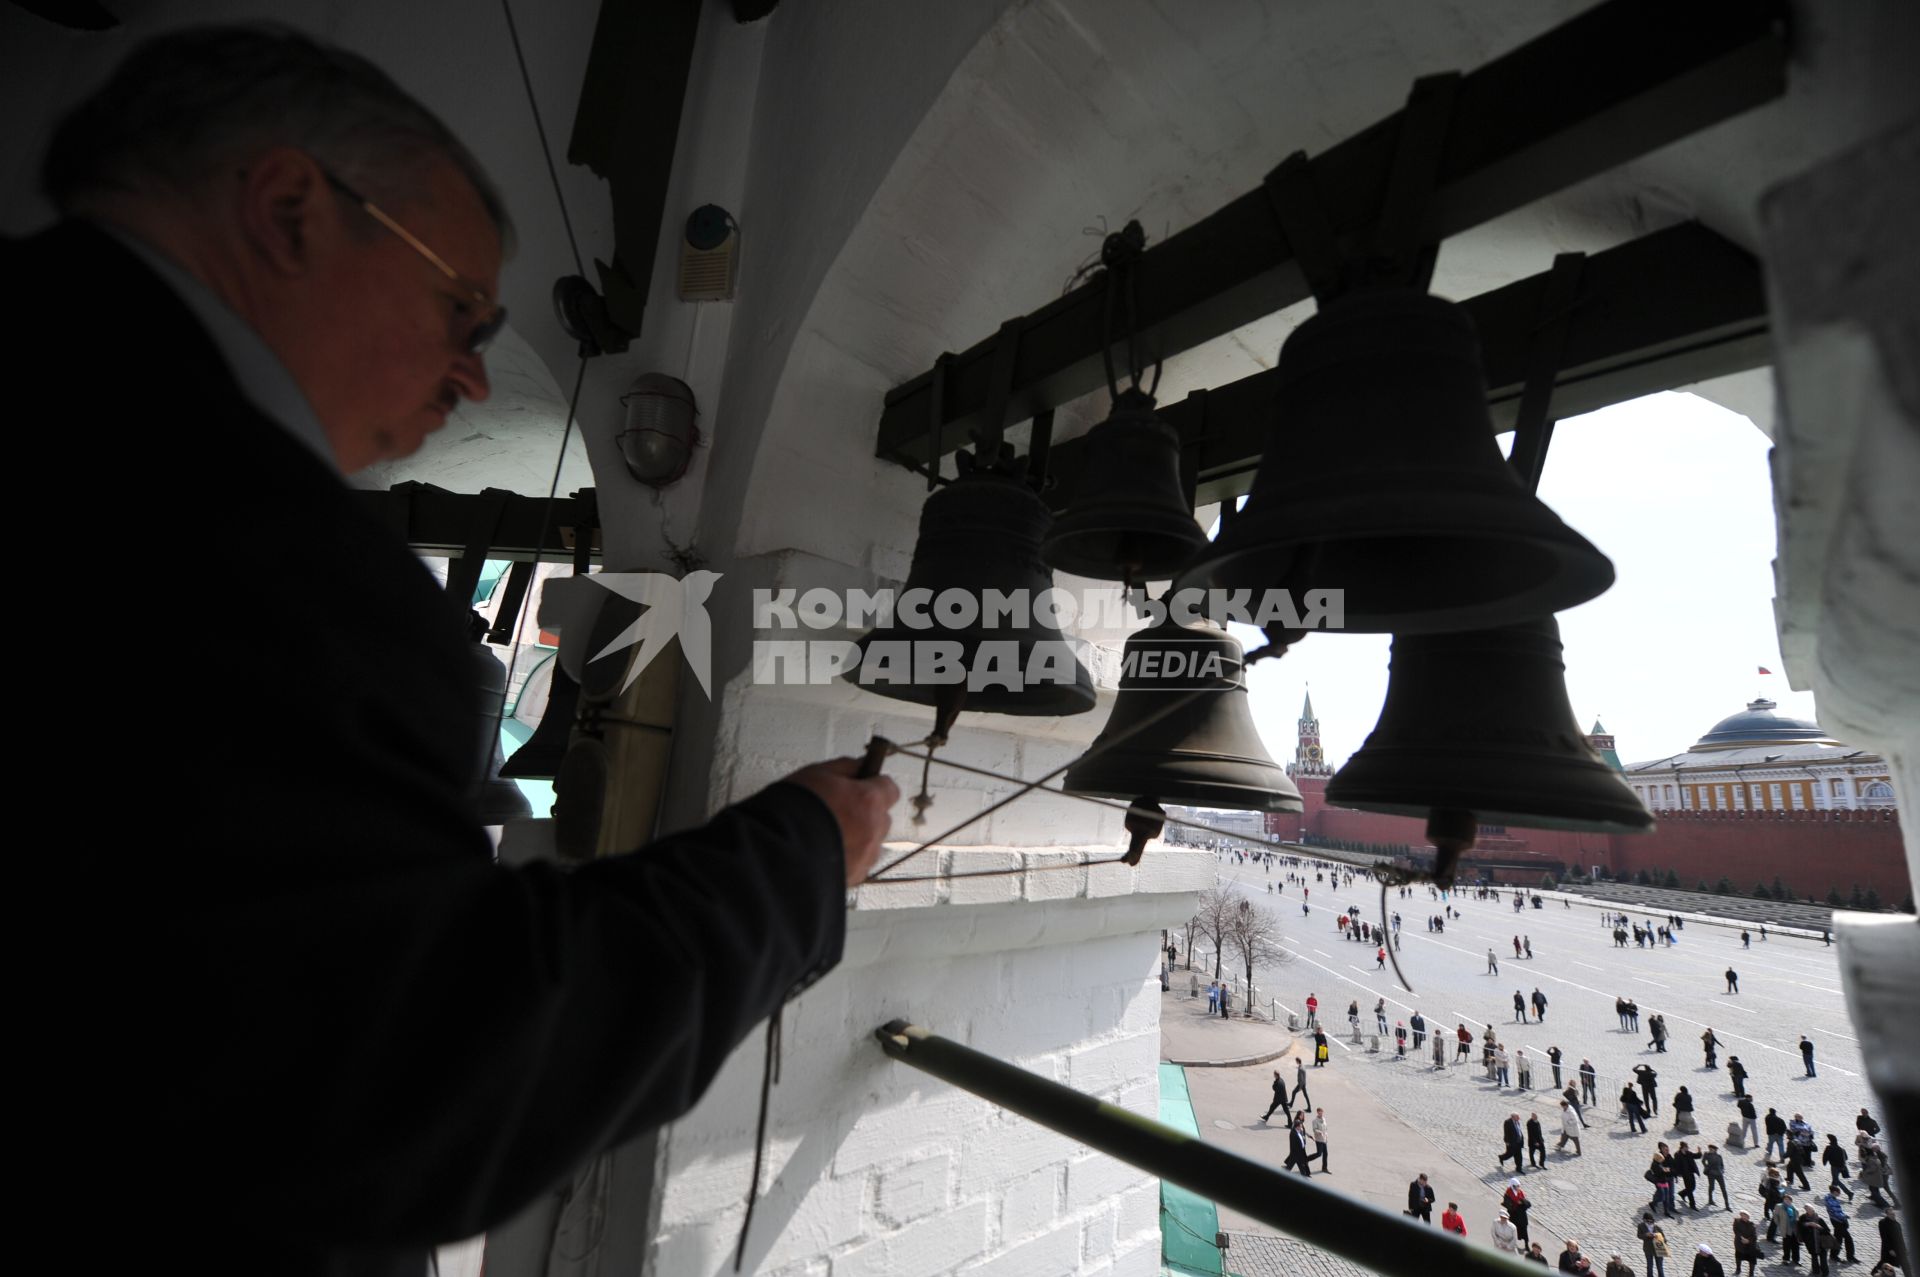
[{"xmin": 500, "ymin": 0, "xmax": 585, "ymax": 278}]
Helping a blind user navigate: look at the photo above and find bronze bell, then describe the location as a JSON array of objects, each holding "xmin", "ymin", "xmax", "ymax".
[
  {"xmin": 499, "ymin": 662, "xmax": 579, "ymax": 780},
  {"xmin": 1064, "ymin": 616, "xmax": 1301, "ymax": 813},
  {"xmin": 1326, "ymin": 617, "xmax": 1654, "ymax": 837},
  {"xmin": 1042, "ymin": 389, "xmax": 1207, "ymax": 581},
  {"xmin": 851, "ymin": 465, "xmax": 1095, "ymax": 716},
  {"xmin": 472, "ymin": 636, "xmax": 534, "ymax": 825},
  {"xmin": 1177, "ymin": 289, "xmax": 1614, "ymax": 633}
]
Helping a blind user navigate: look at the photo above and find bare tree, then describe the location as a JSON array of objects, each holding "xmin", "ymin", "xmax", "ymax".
[
  {"xmin": 1225, "ymin": 899, "xmax": 1283, "ymax": 1017},
  {"xmin": 1192, "ymin": 885, "xmax": 1238, "ymax": 978}
]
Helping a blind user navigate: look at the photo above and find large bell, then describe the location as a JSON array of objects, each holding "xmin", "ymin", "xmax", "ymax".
[
  {"xmin": 472, "ymin": 635, "xmax": 534, "ymax": 824},
  {"xmin": 850, "ymin": 467, "xmax": 1095, "ymax": 715},
  {"xmin": 1064, "ymin": 617, "xmax": 1301, "ymax": 813},
  {"xmin": 1042, "ymin": 389, "xmax": 1207, "ymax": 581},
  {"xmin": 499, "ymin": 662, "xmax": 580, "ymax": 779},
  {"xmin": 1176, "ymin": 289, "xmax": 1614, "ymax": 634},
  {"xmin": 1326, "ymin": 617, "xmax": 1653, "ymax": 835}
]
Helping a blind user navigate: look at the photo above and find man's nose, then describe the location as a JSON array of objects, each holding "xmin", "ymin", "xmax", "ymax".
[{"xmin": 452, "ymin": 350, "xmax": 492, "ymax": 403}]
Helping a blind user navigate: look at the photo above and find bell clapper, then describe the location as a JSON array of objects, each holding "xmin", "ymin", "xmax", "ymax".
[
  {"xmin": 909, "ymin": 685, "xmax": 969, "ymax": 827},
  {"xmin": 1121, "ymin": 798, "xmax": 1166, "ymax": 866},
  {"xmin": 1423, "ymin": 806, "xmax": 1478, "ymax": 889}
]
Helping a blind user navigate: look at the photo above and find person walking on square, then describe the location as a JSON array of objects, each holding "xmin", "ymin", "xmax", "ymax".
[
  {"xmin": 1624, "ymin": 1085, "xmax": 1650, "ymax": 1134},
  {"xmin": 1515, "ymin": 989, "xmax": 1529, "ymax": 1022},
  {"xmin": 1823, "ymin": 1190, "xmax": 1857, "ymax": 1264},
  {"xmin": 1442, "ymin": 1203, "xmax": 1467, "ymax": 1237},
  {"xmin": 1304, "ymin": 993, "xmax": 1319, "ymax": 1029},
  {"xmin": 1857, "ymin": 1108, "xmax": 1881, "ymax": 1140},
  {"xmin": 1291, "ymin": 1058, "xmax": 1312, "ymax": 1106},
  {"xmin": 1607, "ymin": 1256, "xmax": 1636, "ymax": 1277},
  {"xmin": 1515, "ymin": 935, "xmax": 1525, "ymax": 959},
  {"xmin": 1524, "ymin": 936, "xmax": 1534, "ymax": 959},
  {"xmin": 1704, "ymin": 1143, "xmax": 1730, "ymax": 1208},
  {"xmin": 1312, "ymin": 1108, "xmax": 1330, "ymax": 1172},
  {"xmin": 1732, "ymin": 1212, "xmax": 1760, "ymax": 1276},
  {"xmin": 1774, "ymin": 1195, "xmax": 1802, "ymax": 1265},
  {"xmin": 1207, "ymin": 980, "xmax": 1219, "ymax": 1014},
  {"xmin": 1375, "ymin": 997, "xmax": 1389, "ymax": 1036},
  {"xmin": 1636, "ymin": 1063, "xmax": 1661, "ymax": 1115},
  {"xmin": 1532, "ymin": 987, "xmax": 1549, "ymax": 1022},
  {"xmin": 1629, "ymin": 1000, "xmax": 1642, "ymax": 1031},
  {"xmin": 1548, "ymin": 1045, "xmax": 1564, "ymax": 1089},
  {"xmin": 1766, "ymin": 1108, "xmax": 1789, "ymax": 1160},
  {"xmin": 1433, "ymin": 1029, "xmax": 1448, "ymax": 1069},
  {"xmin": 1557, "ymin": 1100, "xmax": 1584, "ymax": 1154},
  {"xmin": 1823, "ymin": 1134, "xmax": 1857, "ymax": 1199},
  {"xmin": 1805, "ymin": 1209, "xmax": 1833, "ymax": 1277},
  {"xmin": 1651, "ymin": 1013, "xmax": 1669, "ymax": 1053},
  {"xmin": 1641, "ymin": 1213, "xmax": 1671, "ymax": 1277},
  {"xmin": 1528, "ymin": 1112, "xmax": 1548, "ymax": 1168},
  {"xmin": 1800, "ymin": 1035, "xmax": 1817, "ymax": 1077},
  {"xmin": 1874, "ymin": 1209, "xmax": 1904, "ymax": 1272},
  {"xmin": 1377, "ymin": 945, "xmax": 1388, "ymax": 970},
  {"xmin": 1737, "ymin": 1095, "xmax": 1759, "ymax": 1148},
  {"xmin": 1762, "ymin": 1169, "xmax": 1787, "ymax": 1240},
  {"xmin": 1219, "ymin": 984, "xmax": 1232, "ymax": 1018},
  {"xmin": 1283, "ymin": 1112, "xmax": 1315, "ymax": 1177},
  {"xmin": 1675, "ymin": 1141, "xmax": 1701, "ymax": 1208},
  {"xmin": 1410, "ymin": 1009, "xmax": 1427, "ymax": 1050},
  {"xmin": 1691, "ymin": 1245, "xmax": 1724, "ymax": 1277},
  {"xmin": 1505, "ymin": 1181, "xmax": 1534, "ymax": 1246},
  {"xmin": 1649, "ymin": 1150, "xmax": 1678, "ymax": 1218},
  {"xmin": 1407, "ymin": 1173, "xmax": 1435, "ymax": 1222},
  {"xmin": 1459, "ymin": 1022, "xmax": 1475, "ymax": 1061},
  {"xmin": 1741, "ymin": 930, "xmax": 1751, "ymax": 949},
  {"xmin": 1518, "ymin": 1048, "xmax": 1534, "ymax": 1089},
  {"xmin": 1490, "ymin": 948, "xmax": 1501, "ymax": 974},
  {"xmin": 1395, "ymin": 1020, "xmax": 1408, "ymax": 1056},
  {"xmin": 1313, "ymin": 1028, "xmax": 1330, "ymax": 1066},
  {"xmin": 1493, "ymin": 1210, "xmax": 1521, "ymax": 1254},
  {"xmin": 1726, "ymin": 967, "xmax": 1739, "ymax": 993},
  {"xmin": 1564, "ymin": 1082, "xmax": 1590, "ymax": 1128},
  {"xmin": 1496, "ymin": 1044, "xmax": 1513, "ymax": 1087},
  {"xmin": 1702, "ymin": 1028, "xmax": 1721, "ymax": 1069},
  {"xmin": 1581, "ymin": 1058, "xmax": 1599, "ymax": 1108},
  {"xmin": 1728, "ymin": 1056, "xmax": 1748, "ymax": 1098},
  {"xmin": 1500, "ymin": 1114, "xmax": 1527, "ymax": 1171},
  {"xmin": 1261, "ymin": 1068, "xmax": 1291, "ymax": 1122}
]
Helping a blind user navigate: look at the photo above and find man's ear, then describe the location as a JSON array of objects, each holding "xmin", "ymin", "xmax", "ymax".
[{"xmin": 237, "ymin": 147, "xmax": 329, "ymax": 276}]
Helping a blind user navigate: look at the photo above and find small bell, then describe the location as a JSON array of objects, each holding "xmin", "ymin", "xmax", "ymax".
[
  {"xmin": 1064, "ymin": 616, "xmax": 1301, "ymax": 813},
  {"xmin": 850, "ymin": 463, "xmax": 1095, "ymax": 716},
  {"xmin": 1042, "ymin": 389, "xmax": 1206, "ymax": 582}
]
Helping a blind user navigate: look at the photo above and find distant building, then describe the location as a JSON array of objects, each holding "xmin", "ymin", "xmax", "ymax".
[
  {"xmin": 1268, "ymin": 690, "xmax": 1905, "ymax": 903},
  {"xmin": 1623, "ymin": 698, "xmax": 1897, "ymax": 814}
]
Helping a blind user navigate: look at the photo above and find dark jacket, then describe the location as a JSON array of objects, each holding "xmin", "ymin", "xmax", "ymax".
[
  {"xmin": 1408, "ymin": 1179, "xmax": 1436, "ymax": 1214},
  {"xmin": 20, "ymin": 224, "xmax": 850, "ymax": 1275}
]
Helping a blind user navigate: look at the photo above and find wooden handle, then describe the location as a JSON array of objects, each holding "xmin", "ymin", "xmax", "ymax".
[{"xmin": 856, "ymin": 737, "xmax": 891, "ymax": 779}]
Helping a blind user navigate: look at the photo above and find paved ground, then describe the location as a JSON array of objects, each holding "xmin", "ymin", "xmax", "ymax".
[{"xmin": 1164, "ymin": 854, "xmax": 1896, "ymax": 1277}]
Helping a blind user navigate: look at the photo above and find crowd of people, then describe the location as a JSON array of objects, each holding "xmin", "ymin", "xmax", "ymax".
[{"xmin": 1192, "ymin": 856, "xmax": 1908, "ymax": 1277}]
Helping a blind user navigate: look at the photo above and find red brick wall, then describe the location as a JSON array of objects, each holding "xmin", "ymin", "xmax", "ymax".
[
  {"xmin": 1274, "ymin": 778, "xmax": 1909, "ymax": 903},
  {"xmin": 1607, "ymin": 808, "xmax": 1907, "ymax": 902}
]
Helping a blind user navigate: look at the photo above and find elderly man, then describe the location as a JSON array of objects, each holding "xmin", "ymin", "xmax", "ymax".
[{"xmin": 19, "ymin": 26, "xmax": 900, "ymax": 1276}]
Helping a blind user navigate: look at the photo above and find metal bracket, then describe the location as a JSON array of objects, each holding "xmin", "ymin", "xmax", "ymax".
[
  {"xmin": 1508, "ymin": 251, "xmax": 1588, "ymax": 493},
  {"xmin": 445, "ymin": 487, "xmax": 512, "ymax": 604},
  {"xmin": 1263, "ymin": 152, "xmax": 1346, "ymax": 304},
  {"xmin": 1366, "ymin": 71, "xmax": 1462, "ymax": 293},
  {"xmin": 974, "ymin": 318, "xmax": 1025, "ymax": 464},
  {"xmin": 1026, "ymin": 407, "xmax": 1056, "ymax": 494}
]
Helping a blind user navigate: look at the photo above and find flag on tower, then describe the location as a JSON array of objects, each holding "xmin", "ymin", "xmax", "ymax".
[{"xmin": 1758, "ymin": 665, "xmax": 1772, "ymax": 675}]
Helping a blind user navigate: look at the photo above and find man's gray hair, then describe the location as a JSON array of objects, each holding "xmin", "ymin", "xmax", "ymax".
[{"xmin": 42, "ymin": 25, "xmax": 513, "ymax": 249}]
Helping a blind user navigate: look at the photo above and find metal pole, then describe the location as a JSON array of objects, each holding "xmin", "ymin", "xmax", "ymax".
[{"xmin": 875, "ymin": 1021, "xmax": 1540, "ymax": 1276}]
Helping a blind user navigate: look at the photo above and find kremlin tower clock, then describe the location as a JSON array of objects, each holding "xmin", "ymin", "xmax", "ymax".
[{"xmin": 1289, "ymin": 691, "xmax": 1334, "ymax": 780}]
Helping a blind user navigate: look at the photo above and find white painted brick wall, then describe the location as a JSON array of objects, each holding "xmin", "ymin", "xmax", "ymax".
[{"xmin": 648, "ymin": 879, "xmax": 1197, "ymax": 1276}]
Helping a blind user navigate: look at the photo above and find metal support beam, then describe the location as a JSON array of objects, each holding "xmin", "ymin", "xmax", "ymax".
[
  {"xmin": 875, "ymin": 0, "xmax": 1787, "ymax": 470},
  {"xmin": 358, "ymin": 482, "xmax": 600, "ymax": 564},
  {"xmin": 1039, "ymin": 222, "xmax": 1767, "ymax": 511},
  {"xmin": 875, "ymin": 1021, "xmax": 1537, "ymax": 1275}
]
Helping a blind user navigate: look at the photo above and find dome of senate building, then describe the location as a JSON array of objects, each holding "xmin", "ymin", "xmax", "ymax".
[{"xmin": 1692, "ymin": 697, "xmax": 1835, "ymax": 750}]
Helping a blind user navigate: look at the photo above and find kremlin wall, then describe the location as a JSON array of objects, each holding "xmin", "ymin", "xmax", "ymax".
[{"xmin": 1265, "ymin": 695, "xmax": 1909, "ymax": 906}]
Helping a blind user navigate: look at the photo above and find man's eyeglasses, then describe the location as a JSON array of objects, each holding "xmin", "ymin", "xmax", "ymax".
[{"xmin": 321, "ymin": 170, "xmax": 507, "ymax": 355}]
